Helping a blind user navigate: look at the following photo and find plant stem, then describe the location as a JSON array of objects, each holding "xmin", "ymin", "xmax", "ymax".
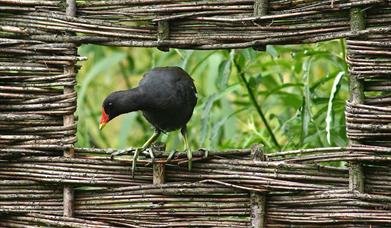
[{"xmin": 234, "ymin": 58, "xmax": 281, "ymax": 150}]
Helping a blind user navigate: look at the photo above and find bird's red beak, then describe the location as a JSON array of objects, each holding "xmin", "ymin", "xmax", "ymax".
[{"xmin": 99, "ymin": 108, "xmax": 109, "ymax": 130}]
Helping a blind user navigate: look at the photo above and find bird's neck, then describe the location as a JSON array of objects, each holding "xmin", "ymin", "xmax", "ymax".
[{"xmin": 117, "ymin": 88, "xmax": 146, "ymax": 114}]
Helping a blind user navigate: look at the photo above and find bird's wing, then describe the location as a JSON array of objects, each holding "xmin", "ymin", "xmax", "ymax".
[{"xmin": 139, "ymin": 67, "xmax": 197, "ymax": 110}]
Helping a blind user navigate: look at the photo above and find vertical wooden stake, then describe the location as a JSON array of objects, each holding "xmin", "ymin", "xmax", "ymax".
[
  {"xmin": 348, "ymin": 6, "xmax": 366, "ymax": 193},
  {"xmin": 349, "ymin": 161, "xmax": 364, "ymax": 192},
  {"xmin": 250, "ymin": 144, "xmax": 266, "ymax": 228},
  {"xmin": 153, "ymin": 163, "xmax": 166, "ymax": 185},
  {"xmin": 157, "ymin": 21, "xmax": 170, "ymax": 52},
  {"xmin": 152, "ymin": 144, "xmax": 166, "ymax": 185},
  {"xmin": 63, "ymin": 70, "xmax": 75, "ymax": 216},
  {"xmin": 63, "ymin": 71, "xmax": 75, "ymax": 217},
  {"xmin": 63, "ymin": 0, "xmax": 77, "ymax": 217},
  {"xmin": 253, "ymin": 0, "xmax": 269, "ymax": 51},
  {"xmin": 254, "ymin": 0, "xmax": 269, "ymax": 17}
]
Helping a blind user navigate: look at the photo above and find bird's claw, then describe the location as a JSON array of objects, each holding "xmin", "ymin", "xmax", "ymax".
[
  {"xmin": 202, "ymin": 149, "xmax": 209, "ymax": 159},
  {"xmin": 148, "ymin": 148, "xmax": 155, "ymax": 160},
  {"xmin": 144, "ymin": 148, "xmax": 156, "ymax": 166},
  {"xmin": 131, "ymin": 147, "xmax": 142, "ymax": 178},
  {"xmin": 166, "ymin": 150, "xmax": 177, "ymax": 162},
  {"xmin": 131, "ymin": 147, "xmax": 158, "ymax": 177},
  {"xmin": 187, "ymin": 148, "xmax": 192, "ymax": 171},
  {"xmin": 110, "ymin": 148, "xmax": 135, "ymax": 159}
]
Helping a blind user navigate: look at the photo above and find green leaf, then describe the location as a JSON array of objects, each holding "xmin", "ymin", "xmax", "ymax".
[
  {"xmin": 200, "ymin": 94, "xmax": 214, "ymax": 146},
  {"xmin": 266, "ymin": 45, "xmax": 279, "ymax": 59},
  {"xmin": 216, "ymin": 50, "xmax": 234, "ymax": 90},
  {"xmin": 216, "ymin": 60, "xmax": 231, "ymax": 90},
  {"xmin": 210, "ymin": 108, "xmax": 246, "ymax": 147},
  {"xmin": 301, "ymin": 57, "xmax": 313, "ymax": 144},
  {"xmin": 200, "ymin": 84, "xmax": 240, "ymax": 145},
  {"xmin": 264, "ymin": 83, "xmax": 304, "ymax": 99},
  {"xmin": 180, "ymin": 50, "xmax": 194, "ymax": 70},
  {"xmin": 326, "ymin": 71, "xmax": 345, "ymax": 144},
  {"xmin": 241, "ymin": 48, "xmax": 257, "ymax": 63},
  {"xmin": 190, "ymin": 51, "xmax": 217, "ymax": 75}
]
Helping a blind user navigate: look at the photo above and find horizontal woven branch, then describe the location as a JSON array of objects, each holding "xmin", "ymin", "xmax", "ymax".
[
  {"xmin": 346, "ymin": 35, "xmax": 391, "ymax": 148},
  {"xmin": 0, "ymin": 37, "xmax": 78, "ymax": 154},
  {"xmin": 0, "ymin": 148, "xmax": 347, "ymax": 189},
  {"xmin": 1, "ymin": 144, "xmax": 389, "ymax": 226},
  {"xmin": 0, "ymin": 0, "xmax": 390, "ymax": 49},
  {"xmin": 1, "ymin": 170, "xmax": 391, "ymax": 226},
  {"xmin": 1, "ymin": 146, "xmax": 390, "ymax": 190}
]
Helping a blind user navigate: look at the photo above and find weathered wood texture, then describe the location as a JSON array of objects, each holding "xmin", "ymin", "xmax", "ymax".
[
  {"xmin": 1, "ymin": 147, "xmax": 391, "ymax": 227},
  {"xmin": 0, "ymin": 0, "xmax": 390, "ymax": 49},
  {"xmin": 63, "ymin": 0, "xmax": 77, "ymax": 218},
  {"xmin": 1, "ymin": 0, "xmax": 391, "ymax": 227}
]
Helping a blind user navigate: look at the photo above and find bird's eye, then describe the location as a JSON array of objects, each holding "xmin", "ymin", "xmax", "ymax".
[{"xmin": 109, "ymin": 102, "xmax": 113, "ymax": 106}]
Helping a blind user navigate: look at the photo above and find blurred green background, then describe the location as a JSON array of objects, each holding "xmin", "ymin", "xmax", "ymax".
[{"xmin": 76, "ymin": 39, "xmax": 349, "ymax": 154}]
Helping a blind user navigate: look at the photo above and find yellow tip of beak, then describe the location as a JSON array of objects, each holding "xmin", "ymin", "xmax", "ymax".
[{"xmin": 99, "ymin": 123, "xmax": 106, "ymax": 131}]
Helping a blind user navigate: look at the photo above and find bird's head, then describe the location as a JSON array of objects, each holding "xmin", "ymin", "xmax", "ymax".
[
  {"xmin": 99, "ymin": 90, "xmax": 141, "ymax": 131},
  {"xmin": 99, "ymin": 91, "xmax": 122, "ymax": 130}
]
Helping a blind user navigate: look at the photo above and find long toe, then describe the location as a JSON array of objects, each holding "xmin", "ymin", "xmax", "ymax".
[
  {"xmin": 187, "ymin": 149, "xmax": 192, "ymax": 171},
  {"xmin": 203, "ymin": 150, "xmax": 209, "ymax": 159},
  {"xmin": 110, "ymin": 148, "xmax": 135, "ymax": 159},
  {"xmin": 148, "ymin": 148, "xmax": 155, "ymax": 160},
  {"xmin": 148, "ymin": 150, "xmax": 155, "ymax": 165},
  {"xmin": 131, "ymin": 148, "xmax": 142, "ymax": 178},
  {"xmin": 166, "ymin": 150, "xmax": 177, "ymax": 162},
  {"xmin": 110, "ymin": 149, "xmax": 124, "ymax": 159}
]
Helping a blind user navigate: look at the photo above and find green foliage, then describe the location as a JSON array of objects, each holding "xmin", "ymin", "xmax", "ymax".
[{"xmin": 76, "ymin": 40, "xmax": 349, "ymax": 153}]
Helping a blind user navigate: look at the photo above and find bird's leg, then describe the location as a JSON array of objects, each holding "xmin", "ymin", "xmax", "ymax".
[
  {"xmin": 131, "ymin": 130, "xmax": 161, "ymax": 177},
  {"xmin": 203, "ymin": 149, "xmax": 209, "ymax": 159},
  {"xmin": 166, "ymin": 150, "xmax": 177, "ymax": 162},
  {"xmin": 181, "ymin": 126, "xmax": 192, "ymax": 171},
  {"xmin": 110, "ymin": 147, "xmax": 136, "ymax": 157}
]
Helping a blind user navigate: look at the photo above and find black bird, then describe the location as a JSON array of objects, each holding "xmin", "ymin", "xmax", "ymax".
[{"xmin": 99, "ymin": 66, "xmax": 197, "ymax": 175}]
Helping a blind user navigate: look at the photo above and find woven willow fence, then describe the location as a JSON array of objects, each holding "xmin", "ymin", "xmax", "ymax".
[{"xmin": 1, "ymin": 0, "xmax": 391, "ymax": 227}]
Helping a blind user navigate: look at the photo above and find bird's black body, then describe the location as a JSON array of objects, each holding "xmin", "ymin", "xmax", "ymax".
[
  {"xmin": 102, "ymin": 66, "xmax": 197, "ymax": 133},
  {"xmin": 140, "ymin": 67, "xmax": 197, "ymax": 132},
  {"xmin": 101, "ymin": 66, "xmax": 198, "ymax": 174}
]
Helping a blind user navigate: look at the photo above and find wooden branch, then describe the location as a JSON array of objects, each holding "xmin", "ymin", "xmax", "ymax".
[
  {"xmin": 62, "ymin": 0, "xmax": 77, "ymax": 218},
  {"xmin": 347, "ymin": 3, "xmax": 367, "ymax": 193},
  {"xmin": 250, "ymin": 145, "xmax": 267, "ymax": 228}
]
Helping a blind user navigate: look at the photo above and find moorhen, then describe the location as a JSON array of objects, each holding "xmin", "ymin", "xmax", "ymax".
[{"xmin": 99, "ymin": 66, "xmax": 197, "ymax": 175}]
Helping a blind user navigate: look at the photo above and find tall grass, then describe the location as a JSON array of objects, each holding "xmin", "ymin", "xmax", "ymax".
[{"xmin": 76, "ymin": 40, "xmax": 349, "ymax": 153}]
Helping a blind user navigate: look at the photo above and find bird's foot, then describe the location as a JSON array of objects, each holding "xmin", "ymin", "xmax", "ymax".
[
  {"xmin": 148, "ymin": 148, "xmax": 155, "ymax": 160},
  {"xmin": 131, "ymin": 147, "xmax": 143, "ymax": 178},
  {"xmin": 143, "ymin": 148, "xmax": 156, "ymax": 167},
  {"xmin": 187, "ymin": 148, "xmax": 192, "ymax": 171},
  {"xmin": 202, "ymin": 149, "xmax": 209, "ymax": 159},
  {"xmin": 110, "ymin": 148, "xmax": 135, "ymax": 159},
  {"xmin": 166, "ymin": 150, "xmax": 177, "ymax": 163},
  {"xmin": 130, "ymin": 131, "xmax": 162, "ymax": 178},
  {"xmin": 130, "ymin": 147, "xmax": 157, "ymax": 177}
]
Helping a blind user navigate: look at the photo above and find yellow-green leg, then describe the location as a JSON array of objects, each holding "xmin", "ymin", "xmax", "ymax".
[
  {"xmin": 131, "ymin": 130, "xmax": 160, "ymax": 177},
  {"xmin": 181, "ymin": 126, "xmax": 192, "ymax": 171}
]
